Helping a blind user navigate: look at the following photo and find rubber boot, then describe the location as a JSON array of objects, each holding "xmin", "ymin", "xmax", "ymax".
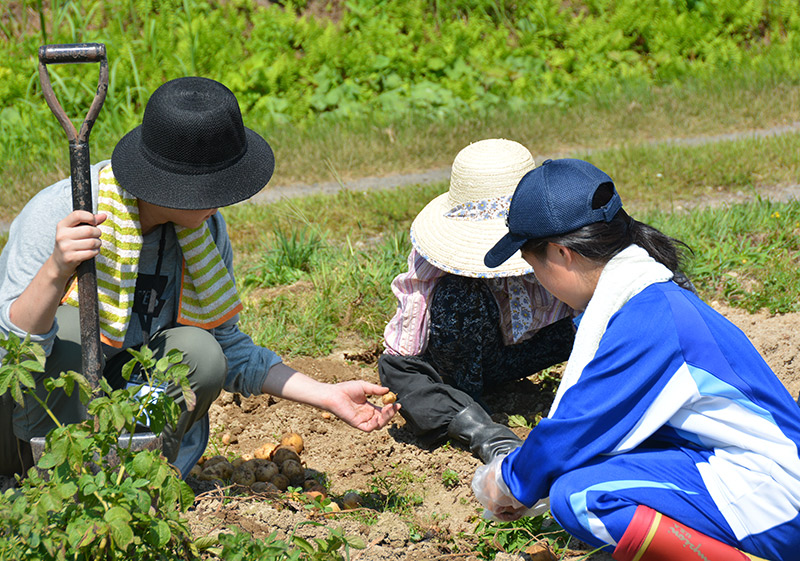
[
  {"xmin": 613, "ymin": 505, "xmax": 768, "ymax": 561},
  {"xmin": 446, "ymin": 403, "xmax": 522, "ymax": 464}
]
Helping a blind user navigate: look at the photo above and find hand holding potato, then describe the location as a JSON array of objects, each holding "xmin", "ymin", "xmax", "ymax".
[{"xmin": 323, "ymin": 381, "xmax": 401, "ymax": 432}]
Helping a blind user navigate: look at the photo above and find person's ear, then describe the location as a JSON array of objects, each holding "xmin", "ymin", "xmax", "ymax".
[{"xmin": 549, "ymin": 243, "xmax": 573, "ymax": 266}]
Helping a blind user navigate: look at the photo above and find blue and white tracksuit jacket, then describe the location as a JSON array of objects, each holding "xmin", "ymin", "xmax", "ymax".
[{"xmin": 502, "ymin": 281, "xmax": 800, "ymax": 561}]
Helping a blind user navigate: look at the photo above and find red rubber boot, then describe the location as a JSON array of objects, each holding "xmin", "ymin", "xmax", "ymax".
[{"xmin": 613, "ymin": 505, "xmax": 767, "ymax": 561}]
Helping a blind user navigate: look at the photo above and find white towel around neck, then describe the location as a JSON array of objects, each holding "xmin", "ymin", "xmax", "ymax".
[{"xmin": 548, "ymin": 245, "xmax": 673, "ymax": 417}]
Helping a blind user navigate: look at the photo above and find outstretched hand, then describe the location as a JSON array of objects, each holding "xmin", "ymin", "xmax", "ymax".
[{"xmin": 324, "ymin": 380, "xmax": 401, "ymax": 432}]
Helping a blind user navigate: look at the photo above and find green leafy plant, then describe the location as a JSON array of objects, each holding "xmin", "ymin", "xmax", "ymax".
[
  {"xmin": 217, "ymin": 523, "xmax": 365, "ymax": 561},
  {"xmin": 0, "ymin": 333, "xmax": 200, "ymax": 560},
  {"xmin": 472, "ymin": 512, "xmax": 574, "ymax": 560},
  {"xmin": 441, "ymin": 468, "xmax": 460, "ymax": 489}
]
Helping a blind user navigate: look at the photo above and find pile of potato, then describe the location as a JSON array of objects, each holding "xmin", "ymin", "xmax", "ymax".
[{"xmin": 190, "ymin": 431, "xmax": 327, "ymax": 496}]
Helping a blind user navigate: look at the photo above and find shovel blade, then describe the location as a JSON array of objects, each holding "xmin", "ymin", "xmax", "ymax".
[{"xmin": 30, "ymin": 432, "xmax": 163, "ymax": 464}]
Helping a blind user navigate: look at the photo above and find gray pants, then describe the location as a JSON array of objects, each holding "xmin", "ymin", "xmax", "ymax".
[{"xmin": 1, "ymin": 306, "xmax": 226, "ymax": 475}]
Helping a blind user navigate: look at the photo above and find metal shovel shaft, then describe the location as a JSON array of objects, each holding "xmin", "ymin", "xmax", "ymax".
[
  {"xmin": 38, "ymin": 43, "xmax": 107, "ymax": 387},
  {"xmin": 32, "ymin": 43, "xmax": 161, "ymax": 465}
]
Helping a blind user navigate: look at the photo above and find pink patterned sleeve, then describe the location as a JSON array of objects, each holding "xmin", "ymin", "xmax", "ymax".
[{"xmin": 382, "ymin": 249, "xmax": 447, "ymax": 356}]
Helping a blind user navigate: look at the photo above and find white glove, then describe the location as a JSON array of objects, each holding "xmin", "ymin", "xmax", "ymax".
[{"xmin": 471, "ymin": 453, "xmax": 549, "ymax": 522}]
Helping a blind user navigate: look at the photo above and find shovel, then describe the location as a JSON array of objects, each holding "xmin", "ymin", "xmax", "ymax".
[{"xmin": 31, "ymin": 43, "xmax": 161, "ymax": 463}]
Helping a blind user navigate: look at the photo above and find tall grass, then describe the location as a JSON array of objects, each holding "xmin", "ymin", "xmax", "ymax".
[{"xmin": 224, "ymin": 180, "xmax": 800, "ymax": 357}]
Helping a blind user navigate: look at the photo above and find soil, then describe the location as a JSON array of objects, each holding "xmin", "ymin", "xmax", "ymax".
[{"xmin": 184, "ymin": 302, "xmax": 800, "ymax": 561}]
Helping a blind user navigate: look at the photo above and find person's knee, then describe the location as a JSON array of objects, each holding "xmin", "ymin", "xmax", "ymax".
[
  {"xmin": 157, "ymin": 327, "xmax": 226, "ymax": 398},
  {"xmin": 549, "ymin": 472, "xmax": 584, "ymax": 535}
]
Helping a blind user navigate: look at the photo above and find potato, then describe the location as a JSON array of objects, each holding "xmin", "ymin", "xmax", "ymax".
[
  {"xmin": 221, "ymin": 432, "xmax": 232, "ymax": 445},
  {"xmin": 254, "ymin": 442, "xmax": 278, "ymax": 460},
  {"xmin": 189, "ymin": 465, "xmax": 203, "ymax": 478},
  {"xmin": 272, "ymin": 446, "xmax": 301, "ymax": 466},
  {"xmin": 304, "ymin": 490, "xmax": 325, "ymax": 501},
  {"xmin": 281, "ymin": 459, "xmax": 305, "ymax": 486},
  {"xmin": 280, "ymin": 432, "xmax": 304, "ymax": 454},
  {"xmin": 203, "ymin": 455, "xmax": 228, "ymax": 468},
  {"xmin": 271, "ymin": 473, "xmax": 290, "ymax": 491},
  {"xmin": 250, "ymin": 481, "xmax": 269, "ymax": 493},
  {"xmin": 231, "ymin": 466, "xmax": 256, "ymax": 487},
  {"xmin": 240, "ymin": 453, "xmax": 254, "ymax": 462},
  {"xmin": 197, "ymin": 470, "xmax": 216, "ymax": 481},
  {"xmin": 255, "ymin": 462, "xmax": 279, "ymax": 482},
  {"xmin": 203, "ymin": 460, "xmax": 233, "ymax": 480},
  {"xmin": 341, "ymin": 491, "xmax": 362, "ymax": 510},
  {"xmin": 305, "ymin": 483, "xmax": 327, "ymax": 495},
  {"xmin": 382, "ymin": 391, "xmax": 397, "ymax": 405},
  {"xmin": 302, "ymin": 478, "xmax": 319, "ymax": 491}
]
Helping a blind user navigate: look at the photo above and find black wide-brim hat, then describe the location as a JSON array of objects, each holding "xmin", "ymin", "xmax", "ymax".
[{"xmin": 111, "ymin": 76, "xmax": 274, "ymax": 210}]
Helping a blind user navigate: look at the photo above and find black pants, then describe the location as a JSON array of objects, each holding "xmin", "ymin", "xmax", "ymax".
[{"xmin": 379, "ymin": 275, "xmax": 574, "ymax": 443}]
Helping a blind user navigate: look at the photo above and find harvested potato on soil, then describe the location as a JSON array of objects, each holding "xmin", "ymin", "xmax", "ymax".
[
  {"xmin": 254, "ymin": 442, "xmax": 277, "ymax": 460},
  {"xmin": 281, "ymin": 459, "xmax": 305, "ymax": 486},
  {"xmin": 271, "ymin": 473, "xmax": 290, "ymax": 491},
  {"xmin": 250, "ymin": 481, "xmax": 269, "ymax": 493},
  {"xmin": 272, "ymin": 446, "xmax": 301, "ymax": 466},
  {"xmin": 255, "ymin": 462, "xmax": 279, "ymax": 482},
  {"xmin": 202, "ymin": 455, "xmax": 227, "ymax": 468},
  {"xmin": 204, "ymin": 460, "xmax": 233, "ymax": 480},
  {"xmin": 280, "ymin": 432, "xmax": 304, "ymax": 454},
  {"xmin": 231, "ymin": 466, "xmax": 256, "ymax": 487},
  {"xmin": 341, "ymin": 491, "xmax": 362, "ymax": 509},
  {"xmin": 381, "ymin": 391, "xmax": 397, "ymax": 405},
  {"xmin": 189, "ymin": 465, "xmax": 203, "ymax": 478}
]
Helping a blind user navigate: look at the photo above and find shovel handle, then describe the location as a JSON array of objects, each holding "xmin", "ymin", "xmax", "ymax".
[
  {"xmin": 38, "ymin": 43, "xmax": 108, "ymax": 145},
  {"xmin": 38, "ymin": 43, "xmax": 109, "ymax": 388}
]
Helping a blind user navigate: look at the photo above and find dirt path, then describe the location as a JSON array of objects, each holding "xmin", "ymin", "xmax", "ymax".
[{"xmin": 242, "ymin": 121, "xmax": 800, "ymax": 206}]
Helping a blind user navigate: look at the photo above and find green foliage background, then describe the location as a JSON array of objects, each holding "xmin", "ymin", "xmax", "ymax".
[{"xmin": 3, "ymin": 0, "xmax": 800, "ymax": 168}]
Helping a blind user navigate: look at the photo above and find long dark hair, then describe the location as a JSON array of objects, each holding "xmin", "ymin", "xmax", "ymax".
[{"xmin": 521, "ymin": 183, "xmax": 691, "ymax": 275}]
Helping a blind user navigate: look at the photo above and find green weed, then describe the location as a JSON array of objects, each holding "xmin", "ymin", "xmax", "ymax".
[
  {"xmin": 471, "ymin": 512, "xmax": 576, "ymax": 560},
  {"xmin": 441, "ymin": 468, "xmax": 460, "ymax": 489}
]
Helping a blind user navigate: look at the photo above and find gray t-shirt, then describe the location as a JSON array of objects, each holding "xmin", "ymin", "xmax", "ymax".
[{"xmin": 0, "ymin": 161, "xmax": 281, "ymax": 397}]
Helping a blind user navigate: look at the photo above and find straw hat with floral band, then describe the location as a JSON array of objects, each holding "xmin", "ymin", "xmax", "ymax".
[{"xmin": 410, "ymin": 138, "xmax": 536, "ymax": 278}]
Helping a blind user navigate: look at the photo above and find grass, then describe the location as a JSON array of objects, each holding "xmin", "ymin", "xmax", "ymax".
[
  {"xmin": 5, "ymin": 66, "xmax": 800, "ymax": 224},
  {"xmin": 225, "ymin": 183, "xmax": 800, "ymax": 358}
]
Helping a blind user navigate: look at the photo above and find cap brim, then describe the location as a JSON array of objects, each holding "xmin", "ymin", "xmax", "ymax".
[{"xmin": 484, "ymin": 232, "xmax": 529, "ymax": 269}]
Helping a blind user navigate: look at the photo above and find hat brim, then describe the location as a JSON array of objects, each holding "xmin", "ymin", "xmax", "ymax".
[
  {"xmin": 484, "ymin": 231, "xmax": 529, "ymax": 269},
  {"xmin": 410, "ymin": 192, "xmax": 533, "ymax": 278},
  {"xmin": 111, "ymin": 126, "xmax": 275, "ymax": 210}
]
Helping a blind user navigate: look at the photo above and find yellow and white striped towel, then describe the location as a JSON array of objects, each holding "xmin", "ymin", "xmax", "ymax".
[{"xmin": 63, "ymin": 165, "xmax": 242, "ymax": 347}]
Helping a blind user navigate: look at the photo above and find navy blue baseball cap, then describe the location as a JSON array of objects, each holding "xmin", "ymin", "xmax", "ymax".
[{"xmin": 484, "ymin": 158, "xmax": 622, "ymax": 268}]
